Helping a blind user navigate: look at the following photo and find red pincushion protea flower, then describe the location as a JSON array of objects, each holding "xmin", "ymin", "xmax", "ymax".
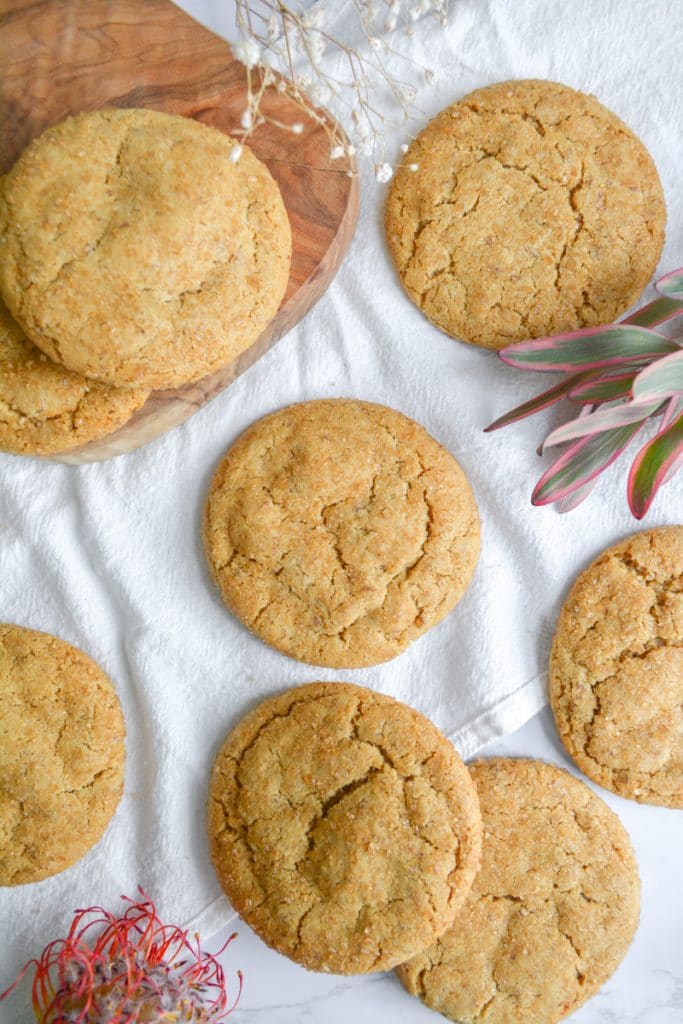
[{"xmin": 1, "ymin": 891, "xmax": 242, "ymax": 1023}]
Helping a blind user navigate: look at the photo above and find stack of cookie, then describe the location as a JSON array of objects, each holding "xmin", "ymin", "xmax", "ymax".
[{"xmin": 0, "ymin": 107, "xmax": 291, "ymax": 456}]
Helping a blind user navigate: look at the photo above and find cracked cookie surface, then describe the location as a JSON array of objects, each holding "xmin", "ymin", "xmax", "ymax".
[
  {"xmin": 550, "ymin": 526, "xmax": 683, "ymax": 808},
  {"xmin": 203, "ymin": 399, "xmax": 480, "ymax": 667},
  {"xmin": 0, "ymin": 295, "xmax": 148, "ymax": 455},
  {"xmin": 208, "ymin": 682, "xmax": 483, "ymax": 974},
  {"xmin": 0, "ymin": 108, "xmax": 291, "ymax": 388},
  {"xmin": 0, "ymin": 625, "xmax": 126, "ymax": 885},
  {"xmin": 385, "ymin": 79, "xmax": 665, "ymax": 350},
  {"xmin": 397, "ymin": 758, "xmax": 640, "ymax": 1024}
]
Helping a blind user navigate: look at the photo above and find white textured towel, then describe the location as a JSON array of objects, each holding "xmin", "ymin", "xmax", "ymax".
[{"xmin": 1, "ymin": 0, "xmax": 682, "ymax": 1012}]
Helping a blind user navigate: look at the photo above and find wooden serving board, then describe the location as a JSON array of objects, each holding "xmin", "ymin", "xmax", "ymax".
[{"xmin": 0, "ymin": 0, "xmax": 359, "ymax": 463}]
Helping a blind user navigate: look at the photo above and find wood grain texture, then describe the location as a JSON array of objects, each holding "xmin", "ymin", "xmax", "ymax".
[{"xmin": 0, "ymin": 0, "xmax": 359, "ymax": 462}]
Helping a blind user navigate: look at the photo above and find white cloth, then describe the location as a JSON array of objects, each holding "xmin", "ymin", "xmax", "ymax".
[{"xmin": 1, "ymin": 0, "xmax": 682, "ymax": 1011}]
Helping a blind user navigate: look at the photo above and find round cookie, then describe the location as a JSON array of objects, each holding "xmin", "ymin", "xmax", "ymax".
[
  {"xmin": 0, "ymin": 625, "xmax": 126, "ymax": 885},
  {"xmin": 0, "ymin": 108, "xmax": 291, "ymax": 388},
  {"xmin": 0, "ymin": 295, "xmax": 148, "ymax": 456},
  {"xmin": 208, "ymin": 682, "xmax": 482, "ymax": 974},
  {"xmin": 204, "ymin": 399, "xmax": 480, "ymax": 668},
  {"xmin": 386, "ymin": 79, "xmax": 666, "ymax": 350},
  {"xmin": 550, "ymin": 526, "xmax": 683, "ymax": 808},
  {"xmin": 398, "ymin": 758, "xmax": 640, "ymax": 1024}
]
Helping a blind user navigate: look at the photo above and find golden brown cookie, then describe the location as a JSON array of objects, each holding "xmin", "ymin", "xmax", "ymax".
[
  {"xmin": 0, "ymin": 295, "xmax": 148, "ymax": 456},
  {"xmin": 203, "ymin": 399, "xmax": 480, "ymax": 668},
  {"xmin": 386, "ymin": 79, "xmax": 666, "ymax": 349},
  {"xmin": 0, "ymin": 625, "xmax": 126, "ymax": 885},
  {"xmin": 208, "ymin": 682, "xmax": 482, "ymax": 974},
  {"xmin": 0, "ymin": 108, "xmax": 291, "ymax": 388},
  {"xmin": 398, "ymin": 758, "xmax": 640, "ymax": 1024},
  {"xmin": 550, "ymin": 526, "xmax": 683, "ymax": 808}
]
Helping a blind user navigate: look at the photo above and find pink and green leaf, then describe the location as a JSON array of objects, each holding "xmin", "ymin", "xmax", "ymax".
[
  {"xmin": 624, "ymin": 295, "xmax": 683, "ymax": 328},
  {"xmin": 499, "ymin": 325, "xmax": 680, "ymax": 373},
  {"xmin": 484, "ymin": 372, "xmax": 590, "ymax": 432},
  {"xmin": 631, "ymin": 348, "xmax": 683, "ymax": 402},
  {"xmin": 532, "ymin": 423, "xmax": 643, "ymax": 506},
  {"xmin": 656, "ymin": 268, "xmax": 683, "ymax": 302},
  {"xmin": 568, "ymin": 371, "xmax": 636, "ymax": 404},
  {"xmin": 557, "ymin": 478, "xmax": 598, "ymax": 513},
  {"xmin": 627, "ymin": 411, "xmax": 683, "ymax": 518},
  {"xmin": 543, "ymin": 399, "xmax": 662, "ymax": 448}
]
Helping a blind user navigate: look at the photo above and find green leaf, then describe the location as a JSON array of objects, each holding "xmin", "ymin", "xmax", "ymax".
[
  {"xmin": 500, "ymin": 325, "xmax": 680, "ymax": 373},
  {"xmin": 484, "ymin": 372, "xmax": 589, "ymax": 431},
  {"xmin": 532, "ymin": 423, "xmax": 643, "ymax": 505},
  {"xmin": 656, "ymin": 268, "xmax": 683, "ymax": 301},
  {"xmin": 543, "ymin": 399, "xmax": 661, "ymax": 448},
  {"xmin": 627, "ymin": 411, "xmax": 683, "ymax": 518},
  {"xmin": 632, "ymin": 349, "xmax": 683, "ymax": 402},
  {"xmin": 568, "ymin": 372, "xmax": 636, "ymax": 404},
  {"xmin": 624, "ymin": 295, "xmax": 683, "ymax": 328}
]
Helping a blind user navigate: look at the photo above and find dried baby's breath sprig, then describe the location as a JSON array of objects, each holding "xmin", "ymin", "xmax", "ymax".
[
  {"xmin": 232, "ymin": 0, "xmax": 449, "ymax": 178},
  {"xmin": 485, "ymin": 269, "xmax": 683, "ymax": 519}
]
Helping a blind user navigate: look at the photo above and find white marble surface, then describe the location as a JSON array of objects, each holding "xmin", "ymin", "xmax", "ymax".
[{"xmin": 206, "ymin": 707, "xmax": 683, "ymax": 1023}]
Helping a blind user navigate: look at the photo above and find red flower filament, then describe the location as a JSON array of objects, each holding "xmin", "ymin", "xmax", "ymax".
[{"xmin": 1, "ymin": 891, "xmax": 242, "ymax": 1023}]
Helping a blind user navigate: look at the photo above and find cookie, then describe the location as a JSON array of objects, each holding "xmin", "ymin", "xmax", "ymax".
[
  {"xmin": 0, "ymin": 295, "xmax": 148, "ymax": 456},
  {"xmin": 203, "ymin": 399, "xmax": 480, "ymax": 668},
  {"xmin": 398, "ymin": 758, "xmax": 640, "ymax": 1024},
  {"xmin": 0, "ymin": 625, "xmax": 126, "ymax": 885},
  {"xmin": 386, "ymin": 79, "xmax": 666, "ymax": 350},
  {"xmin": 550, "ymin": 526, "xmax": 683, "ymax": 808},
  {"xmin": 0, "ymin": 108, "xmax": 291, "ymax": 388},
  {"xmin": 208, "ymin": 682, "xmax": 483, "ymax": 974}
]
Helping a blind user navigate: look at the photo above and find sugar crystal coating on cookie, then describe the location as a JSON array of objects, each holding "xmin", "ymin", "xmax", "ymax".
[
  {"xmin": 386, "ymin": 79, "xmax": 666, "ymax": 349},
  {"xmin": 208, "ymin": 681, "xmax": 483, "ymax": 974},
  {"xmin": 398, "ymin": 757, "xmax": 640, "ymax": 1024},
  {"xmin": 550, "ymin": 525, "xmax": 683, "ymax": 808},
  {"xmin": 0, "ymin": 108, "xmax": 291, "ymax": 388},
  {"xmin": 203, "ymin": 399, "xmax": 480, "ymax": 667}
]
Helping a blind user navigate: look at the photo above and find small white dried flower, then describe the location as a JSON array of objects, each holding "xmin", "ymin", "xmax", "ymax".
[
  {"xmin": 368, "ymin": 36, "xmax": 382, "ymax": 51},
  {"xmin": 352, "ymin": 110, "xmax": 370, "ymax": 138},
  {"xmin": 232, "ymin": 34, "xmax": 261, "ymax": 69},
  {"xmin": 291, "ymin": 122, "xmax": 304, "ymax": 135},
  {"xmin": 240, "ymin": 109, "xmax": 253, "ymax": 130},
  {"xmin": 409, "ymin": 162, "xmax": 419, "ymax": 171},
  {"xmin": 304, "ymin": 7, "xmax": 325, "ymax": 29},
  {"xmin": 267, "ymin": 15, "xmax": 279, "ymax": 41},
  {"xmin": 397, "ymin": 85, "xmax": 417, "ymax": 103},
  {"xmin": 400, "ymin": 142, "xmax": 410, "ymax": 153},
  {"xmin": 229, "ymin": 145, "xmax": 243, "ymax": 164},
  {"xmin": 309, "ymin": 83, "xmax": 330, "ymax": 105},
  {"xmin": 375, "ymin": 162, "xmax": 393, "ymax": 183},
  {"xmin": 346, "ymin": 144, "xmax": 356, "ymax": 156},
  {"xmin": 330, "ymin": 145, "xmax": 345, "ymax": 160}
]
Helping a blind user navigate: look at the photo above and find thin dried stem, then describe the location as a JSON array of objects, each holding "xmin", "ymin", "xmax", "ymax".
[{"xmin": 231, "ymin": 0, "xmax": 450, "ymax": 179}]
